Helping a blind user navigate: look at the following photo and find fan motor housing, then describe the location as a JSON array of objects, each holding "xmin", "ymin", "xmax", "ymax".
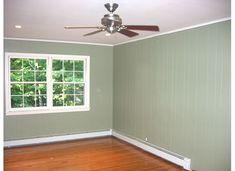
[{"xmin": 101, "ymin": 14, "xmax": 122, "ymax": 33}]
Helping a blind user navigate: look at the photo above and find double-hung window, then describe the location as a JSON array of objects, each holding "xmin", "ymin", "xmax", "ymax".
[{"xmin": 5, "ymin": 53, "xmax": 90, "ymax": 115}]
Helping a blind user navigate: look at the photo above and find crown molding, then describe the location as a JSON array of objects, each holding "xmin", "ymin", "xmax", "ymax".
[
  {"xmin": 4, "ymin": 18, "xmax": 231, "ymax": 47},
  {"xmin": 4, "ymin": 37, "xmax": 114, "ymax": 47},
  {"xmin": 114, "ymin": 17, "xmax": 231, "ymax": 46}
]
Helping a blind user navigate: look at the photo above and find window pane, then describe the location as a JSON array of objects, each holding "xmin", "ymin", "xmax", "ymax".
[
  {"xmin": 53, "ymin": 84, "xmax": 63, "ymax": 94},
  {"xmin": 36, "ymin": 95, "xmax": 47, "ymax": 107},
  {"xmin": 75, "ymin": 61, "xmax": 84, "ymax": 71},
  {"xmin": 10, "ymin": 58, "xmax": 22, "ymax": 70},
  {"xmin": 53, "ymin": 60, "xmax": 63, "ymax": 71},
  {"xmin": 64, "ymin": 72, "xmax": 73, "ymax": 82},
  {"xmin": 24, "ymin": 84, "xmax": 35, "ymax": 95},
  {"xmin": 64, "ymin": 60, "xmax": 74, "ymax": 71},
  {"xmin": 23, "ymin": 59, "xmax": 35, "ymax": 70},
  {"xmin": 8, "ymin": 55, "xmax": 88, "ymax": 112},
  {"xmin": 74, "ymin": 72, "xmax": 83, "ymax": 82},
  {"xmin": 64, "ymin": 95, "xmax": 74, "ymax": 106},
  {"xmin": 23, "ymin": 71, "xmax": 35, "ymax": 81},
  {"xmin": 75, "ymin": 83, "xmax": 84, "ymax": 94},
  {"xmin": 53, "ymin": 71, "xmax": 63, "ymax": 82},
  {"xmin": 36, "ymin": 71, "xmax": 46, "ymax": 81},
  {"xmin": 11, "ymin": 96, "xmax": 23, "ymax": 108},
  {"xmin": 11, "ymin": 84, "xmax": 23, "ymax": 95},
  {"xmin": 64, "ymin": 84, "xmax": 74, "ymax": 94},
  {"xmin": 24, "ymin": 96, "xmax": 35, "ymax": 107},
  {"xmin": 53, "ymin": 94, "xmax": 63, "ymax": 106},
  {"xmin": 75, "ymin": 95, "xmax": 84, "ymax": 105},
  {"xmin": 36, "ymin": 84, "xmax": 47, "ymax": 95},
  {"xmin": 35, "ymin": 59, "xmax": 46, "ymax": 70},
  {"xmin": 11, "ymin": 71, "xmax": 22, "ymax": 81}
]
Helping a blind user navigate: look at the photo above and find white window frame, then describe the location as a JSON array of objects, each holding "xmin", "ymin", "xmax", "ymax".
[{"xmin": 5, "ymin": 52, "xmax": 90, "ymax": 115}]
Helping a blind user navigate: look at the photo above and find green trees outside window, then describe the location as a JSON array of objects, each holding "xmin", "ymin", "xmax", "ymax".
[
  {"xmin": 7, "ymin": 54, "xmax": 89, "ymax": 115},
  {"xmin": 52, "ymin": 59, "xmax": 84, "ymax": 107},
  {"xmin": 10, "ymin": 57, "xmax": 85, "ymax": 109},
  {"xmin": 10, "ymin": 58, "xmax": 47, "ymax": 108}
]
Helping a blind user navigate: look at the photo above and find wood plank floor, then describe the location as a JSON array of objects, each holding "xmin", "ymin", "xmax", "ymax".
[{"xmin": 4, "ymin": 136, "xmax": 186, "ymax": 171}]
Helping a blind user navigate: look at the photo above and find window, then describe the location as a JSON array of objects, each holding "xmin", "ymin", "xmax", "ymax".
[{"xmin": 5, "ymin": 53, "xmax": 90, "ymax": 115}]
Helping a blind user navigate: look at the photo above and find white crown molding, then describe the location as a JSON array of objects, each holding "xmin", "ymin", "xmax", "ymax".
[
  {"xmin": 4, "ymin": 18, "xmax": 230, "ymax": 47},
  {"xmin": 4, "ymin": 37, "xmax": 114, "ymax": 47},
  {"xmin": 4, "ymin": 18, "xmax": 230, "ymax": 48},
  {"xmin": 114, "ymin": 17, "xmax": 231, "ymax": 46},
  {"xmin": 4, "ymin": 130, "xmax": 112, "ymax": 147}
]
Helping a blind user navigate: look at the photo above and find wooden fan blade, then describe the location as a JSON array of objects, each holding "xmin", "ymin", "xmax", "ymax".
[
  {"xmin": 124, "ymin": 25, "xmax": 159, "ymax": 31},
  {"xmin": 64, "ymin": 26, "xmax": 101, "ymax": 29},
  {"xmin": 84, "ymin": 29, "xmax": 104, "ymax": 36},
  {"xmin": 118, "ymin": 29, "xmax": 139, "ymax": 37}
]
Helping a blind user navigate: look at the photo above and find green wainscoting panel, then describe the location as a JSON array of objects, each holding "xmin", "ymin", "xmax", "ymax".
[
  {"xmin": 113, "ymin": 21, "xmax": 231, "ymax": 171},
  {"xmin": 4, "ymin": 40, "xmax": 113, "ymax": 140}
]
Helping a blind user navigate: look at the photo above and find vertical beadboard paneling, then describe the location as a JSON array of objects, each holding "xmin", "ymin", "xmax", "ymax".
[{"xmin": 113, "ymin": 21, "xmax": 230, "ymax": 171}]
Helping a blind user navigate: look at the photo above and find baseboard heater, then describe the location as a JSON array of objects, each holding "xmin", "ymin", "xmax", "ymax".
[
  {"xmin": 4, "ymin": 130, "xmax": 112, "ymax": 147},
  {"xmin": 112, "ymin": 130, "xmax": 191, "ymax": 171}
]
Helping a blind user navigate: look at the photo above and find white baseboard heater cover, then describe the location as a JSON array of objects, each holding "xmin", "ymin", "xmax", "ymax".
[
  {"xmin": 4, "ymin": 130, "xmax": 112, "ymax": 147},
  {"xmin": 112, "ymin": 130, "xmax": 191, "ymax": 170}
]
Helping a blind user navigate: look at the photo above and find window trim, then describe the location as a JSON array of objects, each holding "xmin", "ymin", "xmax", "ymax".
[{"xmin": 5, "ymin": 52, "xmax": 90, "ymax": 115}]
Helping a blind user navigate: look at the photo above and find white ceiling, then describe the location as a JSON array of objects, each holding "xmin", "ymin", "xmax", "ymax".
[{"xmin": 4, "ymin": 0, "xmax": 231, "ymax": 45}]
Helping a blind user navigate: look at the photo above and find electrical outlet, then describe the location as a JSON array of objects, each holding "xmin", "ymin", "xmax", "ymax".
[{"xmin": 145, "ymin": 137, "xmax": 148, "ymax": 142}]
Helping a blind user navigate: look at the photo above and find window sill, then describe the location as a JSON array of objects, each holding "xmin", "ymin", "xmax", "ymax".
[{"xmin": 6, "ymin": 106, "xmax": 90, "ymax": 116}]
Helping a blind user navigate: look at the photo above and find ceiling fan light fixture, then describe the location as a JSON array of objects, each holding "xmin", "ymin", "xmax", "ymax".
[
  {"xmin": 105, "ymin": 32, "xmax": 111, "ymax": 36},
  {"xmin": 64, "ymin": 3, "xmax": 159, "ymax": 38}
]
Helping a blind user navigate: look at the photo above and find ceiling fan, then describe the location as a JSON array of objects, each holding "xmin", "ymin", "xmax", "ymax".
[{"xmin": 64, "ymin": 3, "xmax": 159, "ymax": 37}]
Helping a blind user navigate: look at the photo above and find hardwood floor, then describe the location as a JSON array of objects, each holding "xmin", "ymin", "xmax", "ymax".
[{"xmin": 4, "ymin": 136, "xmax": 186, "ymax": 171}]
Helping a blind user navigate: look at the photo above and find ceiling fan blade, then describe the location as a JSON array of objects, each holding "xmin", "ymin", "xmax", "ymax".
[
  {"xmin": 64, "ymin": 26, "xmax": 102, "ymax": 29},
  {"xmin": 84, "ymin": 29, "xmax": 104, "ymax": 36},
  {"xmin": 118, "ymin": 29, "xmax": 139, "ymax": 37},
  {"xmin": 124, "ymin": 25, "xmax": 159, "ymax": 31}
]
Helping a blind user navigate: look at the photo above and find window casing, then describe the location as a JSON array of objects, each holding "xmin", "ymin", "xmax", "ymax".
[{"xmin": 5, "ymin": 53, "xmax": 90, "ymax": 115}]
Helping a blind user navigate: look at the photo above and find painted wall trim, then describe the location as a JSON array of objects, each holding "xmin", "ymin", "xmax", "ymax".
[
  {"xmin": 4, "ymin": 37, "xmax": 114, "ymax": 47},
  {"xmin": 4, "ymin": 130, "xmax": 112, "ymax": 147},
  {"xmin": 114, "ymin": 17, "xmax": 231, "ymax": 46},
  {"xmin": 112, "ymin": 130, "xmax": 191, "ymax": 170}
]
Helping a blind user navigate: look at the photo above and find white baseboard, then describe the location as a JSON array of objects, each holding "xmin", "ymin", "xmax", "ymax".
[
  {"xmin": 112, "ymin": 130, "xmax": 191, "ymax": 171},
  {"xmin": 4, "ymin": 129, "xmax": 112, "ymax": 147}
]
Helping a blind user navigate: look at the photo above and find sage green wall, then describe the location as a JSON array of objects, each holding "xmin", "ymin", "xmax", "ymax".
[
  {"xmin": 113, "ymin": 21, "xmax": 230, "ymax": 171},
  {"xmin": 4, "ymin": 39, "xmax": 113, "ymax": 140}
]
